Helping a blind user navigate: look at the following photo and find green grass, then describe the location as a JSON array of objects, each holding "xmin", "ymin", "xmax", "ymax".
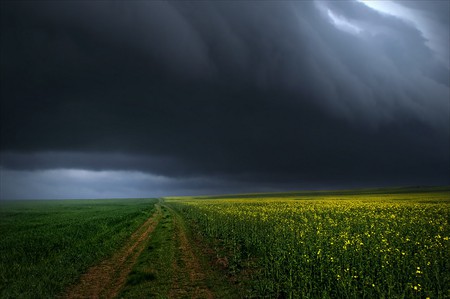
[
  {"xmin": 118, "ymin": 205, "xmax": 176, "ymax": 298},
  {"xmin": 0, "ymin": 198, "xmax": 157, "ymax": 298},
  {"xmin": 118, "ymin": 204, "xmax": 242, "ymax": 298},
  {"xmin": 2, "ymin": 187, "xmax": 448, "ymax": 298},
  {"xmin": 169, "ymin": 187, "xmax": 450, "ymax": 298}
]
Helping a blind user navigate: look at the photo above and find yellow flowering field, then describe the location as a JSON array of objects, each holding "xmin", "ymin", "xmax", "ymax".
[{"xmin": 168, "ymin": 188, "xmax": 450, "ymax": 298}]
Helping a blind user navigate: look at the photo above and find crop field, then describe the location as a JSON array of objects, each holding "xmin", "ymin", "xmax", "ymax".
[
  {"xmin": 0, "ymin": 198, "xmax": 158, "ymax": 298},
  {"xmin": 168, "ymin": 187, "xmax": 450, "ymax": 298},
  {"xmin": 0, "ymin": 187, "xmax": 449, "ymax": 298}
]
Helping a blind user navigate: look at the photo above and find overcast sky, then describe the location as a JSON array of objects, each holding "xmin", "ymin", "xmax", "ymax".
[{"xmin": 1, "ymin": 0, "xmax": 449, "ymax": 199}]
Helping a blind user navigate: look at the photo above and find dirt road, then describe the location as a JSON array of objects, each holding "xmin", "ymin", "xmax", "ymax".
[
  {"xmin": 167, "ymin": 207, "xmax": 214, "ymax": 299},
  {"xmin": 64, "ymin": 204, "xmax": 162, "ymax": 299},
  {"xmin": 63, "ymin": 202, "xmax": 233, "ymax": 298}
]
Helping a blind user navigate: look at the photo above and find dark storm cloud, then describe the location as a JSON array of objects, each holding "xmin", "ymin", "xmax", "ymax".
[{"xmin": 1, "ymin": 0, "xmax": 449, "ymax": 198}]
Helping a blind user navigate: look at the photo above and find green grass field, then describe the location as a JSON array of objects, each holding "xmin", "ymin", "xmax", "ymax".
[
  {"xmin": 0, "ymin": 198, "xmax": 157, "ymax": 298},
  {"xmin": 1, "ymin": 187, "xmax": 449, "ymax": 298}
]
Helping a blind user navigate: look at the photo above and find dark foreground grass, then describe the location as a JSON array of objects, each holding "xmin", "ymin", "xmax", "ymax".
[{"xmin": 0, "ymin": 198, "xmax": 157, "ymax": 298}]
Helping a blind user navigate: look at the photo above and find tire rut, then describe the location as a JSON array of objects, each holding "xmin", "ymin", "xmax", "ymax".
[
  {"xmin": 63, "ymin": 204, "xmax": 162, "ymax": 299},
  {"xmin": 167, "ymin": 206, "xmax": 214, "ymax": 299}
]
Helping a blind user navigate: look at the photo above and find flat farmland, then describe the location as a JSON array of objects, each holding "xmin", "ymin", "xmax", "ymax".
[
  {"xmin": 168, "ymin": 187, "xmax": 450, "ymax": 298},
  {"xmin": 0, "ymin": 198, "xmax": 158, "ymax": 298},
  {"xmin": 1, "ymin": 187, "xmax": 449, "ymax": 298}
]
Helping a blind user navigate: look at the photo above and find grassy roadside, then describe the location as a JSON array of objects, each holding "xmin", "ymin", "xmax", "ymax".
[
  {"xmin": 0, "ymin": 198, "xmax": 157, "ymax": 298},
  {"xmin": 118, "ymin": 203, "xmax": 242, "ymax": 298},
  {"xmin": 118, "ymin": 204, "xmax": 176, "ymax": 298}
]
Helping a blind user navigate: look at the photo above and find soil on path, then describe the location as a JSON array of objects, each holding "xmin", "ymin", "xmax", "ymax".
[
  {"xmin": 64, "ymin": 205, "xmax": 162, "ymax": 299},
  {"xmin": 167, "ymin": 207, "xmax": 214, "ymax": 299}
]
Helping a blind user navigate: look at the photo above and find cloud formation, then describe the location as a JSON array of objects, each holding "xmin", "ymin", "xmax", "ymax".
[{"xmin": 1, "ymin": 1, "xmax": 448, "ymax": 198}]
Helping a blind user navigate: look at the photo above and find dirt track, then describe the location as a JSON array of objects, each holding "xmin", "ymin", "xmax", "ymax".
[
  {"xmin": 168, "ymin": 209, "xmax": 214, "ymax": 299},
  {"xmin": 64, "ymin": 205, "xmax": 162, "ymax": 299}
]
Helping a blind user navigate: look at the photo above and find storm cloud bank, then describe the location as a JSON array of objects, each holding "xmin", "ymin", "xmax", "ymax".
[{"xmin": 1, "ymin": 1, "xmax": 449, "ymax": 199}]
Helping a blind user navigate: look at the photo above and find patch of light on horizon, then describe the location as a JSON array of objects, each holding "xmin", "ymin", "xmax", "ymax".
[{"xmin": 0, "ymin": 168, "xmax": 178, "ymax": 199}]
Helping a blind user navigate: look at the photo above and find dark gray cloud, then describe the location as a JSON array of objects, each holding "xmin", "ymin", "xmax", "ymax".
[
  {"xmin": 2, "ymin": 168, "xmax": 329, "ymax": 200},
  {"xmin": 1, "ymin": 1, "xmax": 449, "ymax": 198}
]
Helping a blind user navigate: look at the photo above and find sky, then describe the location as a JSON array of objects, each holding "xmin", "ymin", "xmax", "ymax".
[{"xmin": 1, "ymin": 0, "xmax": 449, "ymax": 199}]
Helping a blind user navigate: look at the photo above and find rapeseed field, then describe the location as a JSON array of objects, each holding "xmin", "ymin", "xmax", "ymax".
[{"xmin": 169, "ymin": 188, "xmax": 450, "ymax": 298}]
